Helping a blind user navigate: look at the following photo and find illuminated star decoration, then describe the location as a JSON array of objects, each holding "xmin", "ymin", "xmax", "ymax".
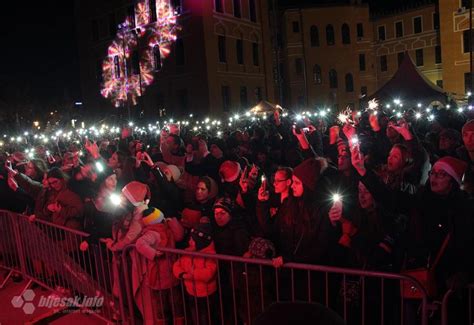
[{"xmin": 101, "ymin": 0, "xmax": 180, "ymax": 107}]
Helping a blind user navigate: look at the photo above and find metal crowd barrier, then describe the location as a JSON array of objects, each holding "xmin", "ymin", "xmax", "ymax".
[
  {"xmin": 1, "ymin": 208, "xmax": 472, "ymax": 325},
  {"xmin": 0, "ymin": 210, "xmax": 123, "ymax": 323},
  {"xmin": 441, "ymin": 284, "xmax": 474, "ymax": 325},
  {"xmin": 121, "ymin": 245, "xmax": 434, "ymax": 325}
]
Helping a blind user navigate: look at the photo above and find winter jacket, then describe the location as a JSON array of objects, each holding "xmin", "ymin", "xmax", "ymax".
[
  {"xmin": 257, "ymin": 194, "xmax": 336, "ymax": 264},
  {"xmin": 149, "ymin": 168, "xmax": 183, "ymax": 217},
  {"xmin": 136, "ymin": 223, "xmax": 179, "ymax": 290},
  {"xmin": 172, "ymin": 243, "xmax": 217, "ymax": 297},
  {"xmin": 405, "ymin": 187, "xmax": 474, "ymax": 291},
  {"xmin": 212, "ymin": 216, "xmax": 251, "ymax": 257},
  {"xmin": 14, "ymin": 173, "xmax": 83, "ymax": 230},
  {"xmin": 110, "ymin": 204, "xmax": 147, "ymax": 251}
]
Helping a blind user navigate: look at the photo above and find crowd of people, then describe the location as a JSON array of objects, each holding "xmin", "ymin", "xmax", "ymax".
[{"xmin": 1, "ymin": 105, "xmax": 473, "ymax": 324}]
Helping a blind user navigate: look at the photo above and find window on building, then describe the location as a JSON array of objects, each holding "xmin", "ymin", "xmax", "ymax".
[
  {"xmin": 357, "ymin": 23, "xmax": 364, "ymax": 38},
  {"xmin": 380, "ymin": 55, "xmax": 387, "ymax": 72},
  {"xmin": 149, "ymin": 0, "xmax": 157, "ymax": 22},
  {"xmin": 297, "ymin": 96, "xmax": 305, "ymax": 107},
  {"xmin": 463, "ymin": 29, "xmax": 473, "ymax": 53},
  {"xmin": 414, "ymin": 16, "xmax": 422, "ymax": 34},
  {"xmin": 465, "ymin": 72, "xmax": 473, "ymax": 93},
  {"xmin": 215, "ymin": 0, "xmax": 223, "ymax": 12},
  {"xmin": 222, "ymin": 86, "xmax": 231, "ymax": 111},
  {"xmin": 175, "ymin": 39, "xmax": 185, "ymax": 65},
  {"xmin": 218, "ymin": 36, "xmax": 226, "ymax": 63},
  {"xmin": 341, "ymin": 24, "xmax": 351, "ymax": 44},
  {"xmin": 395, "ymin": 21, "xmax": 403, "ymax": 38},
  {"xmin": 295, "ymin": 58, "xmax": 303, "ymax": 76},
  {"xmin": 313, "ymin": 65, "xmax": 322, "ymax": 84},
  {"xmin": 292, "ymin": 21, "xmax": 300, "ymax": 33},
  {"xmin": 329, "ymin": 69, "xmax": 338, "ymax": 88},
  {"xmin": 128, "ymin": 5, "xmax": 136, "ymax": 28},
  {"xmin": 398, "ymin": 52, "xmax": 404, "ymax": 67},
  {"xmin": 171, "ymin": 0, "xmax": 182, "ymax": 14},
  {"xmin": 153, "ymin": 45, "xmax": 162, "ymax": 71},
  {"xmin": 359, "ymin": 54, "xmax": 366, "ymax": 71},
  {"xmin": 361, "ymin": 86, "xmax": 368, "ymax": 96},
  {"xmin": 378, "ymin": 26, "xmax": 386, "ymax": 41},
  {"xmin": 345, "ymin": 74, "xmax": 354, "ymax": 92},
  {"xmin": 108, "ymin": 13, "xmax": 116, "ymax": 36},
  {"xmin": 461, "ymin": 0, "xmax": 472, "ymax": 8},
  {"xmin": 433, "ymin": 12, "xmax": 439, "ymax": 30},
  {"xmin": 255, "ymin": 87, "xmax": 262, "ymax": 102},
  {"xmin": 326, "ymin": 24, "xmax": 335, "ymax": 45},
  {"xmin": 236, "ymin": 39, "xmax": 244, "ymax": 64},
  {"xmin": 113, "ymin": 56, "xmax": 120, "ymax": 78},
  {"xmin": 249, "ymin": 0, "xmax": 257, "ymax": 22},
  {"xmin": 240, "ymin": 86, "xmax": 248, "ymax": 108},
  {"xmin": 415, "ymin": 49, "xmax": 424, "ymax": 66},
  {"xmin": 92, "ymin": 20, "xmax": 99, "ymax": 41},
  {"xmin": 310, "ymin": 26, "xmax": 320, "ymax": 47},
  {"xmin": 131, "ymin": 50, "xmax": 140, "ymax": 75},
  {"xmin": 233, "ymin": 0, "xmax": 241, "ymax": 18},
  {"xmin": 435, "ymin": 45, "xmax": 442, "ymax": 64},
  {"xmin": 252, "ymin": 42, "xmax": 259, "ymax": 66},
  {"xmin": 436, "ymin": 80, "xmax": 443, "ymax": 88}
]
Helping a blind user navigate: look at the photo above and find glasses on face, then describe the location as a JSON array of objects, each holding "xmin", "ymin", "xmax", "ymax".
[
  {"xmin": 429, "ymin": 170, "xmax": 449, "ymax": 179},
  {"xmin": 273, "ymin": 178, "xmax": 288, "ymax": 184}
]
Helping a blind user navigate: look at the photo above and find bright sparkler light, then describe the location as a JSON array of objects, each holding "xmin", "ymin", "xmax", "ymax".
[
  {"xmin": 415, "ymin": 112, "xmax": 422, "ymax": 119},
  {"xmin": 367, "ymin": 99, "xmax": 379, "ymax": 111}
]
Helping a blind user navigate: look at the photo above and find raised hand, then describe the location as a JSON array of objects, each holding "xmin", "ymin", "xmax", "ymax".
[
  {"xmin": 351, "ymin": 145, "xmax": 366, "ymax": 176},
  {"xmin": 239, "ymin": 166, "xmax": 249, "ymax": 193},
  {"xmin": 328, "ymin": 200, "xmax": 343, "ymax": 226},
  {"xmin": 257, "ymin": 185, "xmax": 269, "ymax": 202},
  {"xmin": 329, "ymin": 126, "xmax": 340, "ymax": 145}
]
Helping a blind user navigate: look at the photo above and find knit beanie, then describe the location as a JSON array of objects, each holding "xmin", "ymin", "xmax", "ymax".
[
  {"xmin": 248, "ymin": 237, "xmax": 276, "ymax": 259},
  {"xmin": 219, "ymin": 160, "xmax": 241, "ymax": 183},
  {"xmin": 191, "ymin": 223, "xmax": 213, "ymax": 251},
  {"xmin": 166, "ymin": 164, "xmax": 181, "ymax": 182},
  {"xmin": 199, "ymin": 176, "xmax": 219, "ymax": 200},
  {"xmin": 181, "ymin": 208, "xmax": 202, "ymax": 229},
  {"xmin": 121, "ymin": 181, "xmax": 151, "ymax": 206},
  {"xmin": 293, "ymin": 158, "xmax": 324, "ymax": 192},
  {"xmin": 142, "ymin": 207, "xmax": 165, "ymax": 226},
  {"xmin": 433, "ymin": 156, "xmax": 468, "ymax": 185},
  {"xmin": 462, "ymin": 119, "xmax": 474, "ymax": 134},
  {"xmin": 213, "ymin": 197, "xmax": 234, "ymax": 214},
  {"xmin": 156, "ymin": 162, "xmax": 181, "ymax": 182}
]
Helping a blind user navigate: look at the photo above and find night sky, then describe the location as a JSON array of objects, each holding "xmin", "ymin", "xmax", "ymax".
[
  {"xmin": 0, "ymin": 0, "xmax": 430, "ymax": 113},
  {"xmin": 0, "ymin": 1, "xmax": 80, "ymax": 110}
]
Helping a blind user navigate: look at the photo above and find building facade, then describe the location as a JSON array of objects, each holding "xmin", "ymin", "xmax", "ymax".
[
  {"xmin": 279, "ymin": 0, "xmax": 472, "ymax": 110},
  {"xmin": 439, "ymin": 0, "xmax": 473, "ymax": 98},
  {"xmin": 76, "ymin": 0, "xmax": 275, "ymax": 118}
]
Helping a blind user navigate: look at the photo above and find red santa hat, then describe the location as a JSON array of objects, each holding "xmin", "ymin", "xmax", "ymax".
[
  {"xmin": 433, "ymin": 156, "xmax": 468, "ymax": 186},
  {"xmin": 219, "ymin": 160, "xmax": 241, "ymax": 183},
  {"xmin": 121, "ymin": 181, "xmax": 151, "ymax": 206}
]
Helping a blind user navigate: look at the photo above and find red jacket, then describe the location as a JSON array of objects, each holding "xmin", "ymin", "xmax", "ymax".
[{"xmin": 172, "ymin": 243, "xmax": 217, "ymax": 297}]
